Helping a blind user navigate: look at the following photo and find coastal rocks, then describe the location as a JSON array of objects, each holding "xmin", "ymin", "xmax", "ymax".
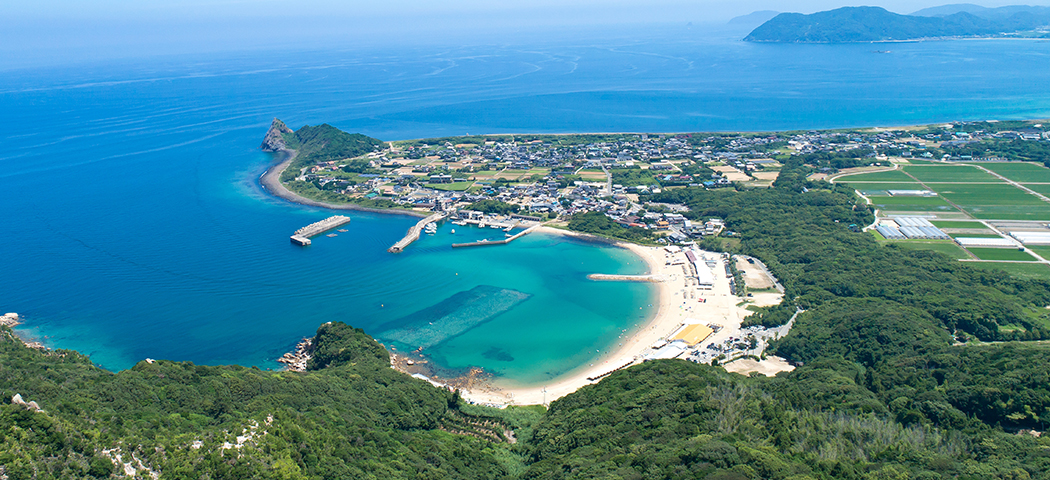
[
  {"xmin": 260, "ymin": 118, "xmax": 293, "ymax": 152},
  {"xmin": 0, "ymin": 312, "xmax": 20, "ymax": 327},
  {"xmin": 277, "ymin": 337, "xmax": 313, "ymax": 372}
]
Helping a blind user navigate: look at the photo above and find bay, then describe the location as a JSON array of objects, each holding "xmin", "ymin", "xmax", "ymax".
[{"xmin": 2, "ymin": 25, "xmax": 1049, "ymax": 384}]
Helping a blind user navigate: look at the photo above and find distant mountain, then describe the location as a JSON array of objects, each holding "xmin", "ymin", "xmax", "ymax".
[
  {"xmin": 745, "ymin": 4, "xmax": 1050, "ymax": 43},
  {"xmin": 911, "ymin": 3, "xmax": 991, "ymax": 17},
  {"xmin": 727, "ymin": 10, "xmax": 780, "ymax": 27}
]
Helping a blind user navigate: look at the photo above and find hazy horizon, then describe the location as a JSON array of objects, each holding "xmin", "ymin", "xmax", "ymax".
[{"xmin": 5, "ymin": 0, "xmax": 1050, "ymax": 69}]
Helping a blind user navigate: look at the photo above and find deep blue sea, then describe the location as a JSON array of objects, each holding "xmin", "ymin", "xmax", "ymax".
[{"xmin": 3, "ymin": 25, "xmax": 1050, "ymax": 384}]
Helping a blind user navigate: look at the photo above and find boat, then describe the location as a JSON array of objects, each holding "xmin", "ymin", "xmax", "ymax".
[
  {"xmin": 503, "ymin": 226, "xmax": 513, "ymax": 232},
  {"xmin": 326, "ymin": 233, "xmax": 337, "ymax": 237},
  {"xmin": 451, "ymin": 220, "xmax": 467, "ymax": 226},
  {"xmin": 424, "ymin": 223, "xmax": 437, "ymax": 234},
  {"xmin": 490, "ymin": 224, "xmax": 501, "ymax": 229},
  {"xmin": 337, "ymin": 229, "xmax": 348, "ymax": 232},
  {"xmin": 450, "ymin": 229, "xmax": 456, "ymax": 234}
]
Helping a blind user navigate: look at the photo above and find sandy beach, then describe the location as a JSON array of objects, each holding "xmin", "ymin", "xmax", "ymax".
[
  {"xmin": 459, "ymin": 234, "xmax": 779, "ymax": 406},
  {"xmin": 259, "ymin": 149, "xmax": 427, "ymax": 218}
]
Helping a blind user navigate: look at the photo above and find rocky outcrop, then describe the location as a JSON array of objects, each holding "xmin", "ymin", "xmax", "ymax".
[
  {"xmin": 260, "ymin": 118, "xmax": 293, "ymax": 152},
  {"xmin": 0, "ymin": 313, "xmax": 20, "ymax": 327},
  {"xmin": 277, "ymin": 337, "xmax": 313, "ymax": 372}
]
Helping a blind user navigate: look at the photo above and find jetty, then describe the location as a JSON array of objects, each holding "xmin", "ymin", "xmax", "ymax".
[
  {"xmin": 451, "ymin": 224, "xmax": 541, "ymax": 249},
  {"xmin": 587, "ymin": 273, "xmax": 670, "ymax": 283},
  {"xmin": 290, "ymin": 215, "xmax": 352, "ymax": 246},
  {"xmin": 389, "ymin": 213, "xmax": 448, "ymax": 253}
]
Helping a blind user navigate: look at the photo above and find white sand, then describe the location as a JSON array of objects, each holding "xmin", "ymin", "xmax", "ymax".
[{"xmin": 461, "ymin": 232, "xmax": 768, "ymax": 407}]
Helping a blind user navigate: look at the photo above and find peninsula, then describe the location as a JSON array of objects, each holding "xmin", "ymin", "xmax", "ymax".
[{"xmin": 745, "ymin": 4, "xmax": 1050, "ymax": 43}]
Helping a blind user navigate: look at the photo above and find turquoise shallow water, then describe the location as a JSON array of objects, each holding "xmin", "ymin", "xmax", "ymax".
[{"xmin": 2, "ymin": 26, "xmax": 1050, "ymax": 384}]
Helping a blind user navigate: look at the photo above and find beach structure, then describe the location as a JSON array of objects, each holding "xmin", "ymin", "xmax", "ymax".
[
  {"xmin": 389, "ymin": 212, "xmax": 448, "ymax": 253},
  {"xmin": 671, "ymin": 324, "xmax": 714, "ymax": 346},
  {"xmin": 290, "ymin": 216, "xmax": 351, "ymax": 246}
]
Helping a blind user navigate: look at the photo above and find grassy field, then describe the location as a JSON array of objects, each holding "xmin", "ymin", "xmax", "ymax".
[
  {"xmin": 966, "ymin": 261, "xmax": 1050, "ymax": 281},
  {"xmin": 1026, "ymin": 245, "xmax": 1050, "ymax": 259},
  {"xmin": 936, "ymin": 183, "xmax": 1049, "ymax": 205},
  {"xmin": 904, "ymin": 165, "xmax": 1004, "ymax": 183},
  {"xmin": 978, "ymin": 162, "xmax": 1050, "ymax": 183},
  {"xmin": 1022, "ymin": 183, "xmax": 1050, "ymax": 197},
  {"xmin": 930, "ymin": 220, "xmax": 991, "ymax": 229},
  {"xmin": 890, "ymin": 241, "xmax": 972, "ymax": 259},
  {"xmin": 427, "ymin": 181, "xmax": 474, "ymax": 191},
  {"xmin": 951, "ymin": 233, "xmax": 1004, "ymax": 239},
  {"xmin": 965, "ymin": 247, "xmax": 1038, "ymax": 261},
  {"xmin": 868, "ymin": 196, "xmax": 958, "ymax": 212},
  {"xmin": 929, "ymin": 183, "xmax": 1050, "ymax": 220},
  {"xmin": 836, "ymin": 169, "xmax": 915, "ymax": 182},
  {"xmin": 846, "ymin": 181, "xmax": 922, "ymax": 190}
]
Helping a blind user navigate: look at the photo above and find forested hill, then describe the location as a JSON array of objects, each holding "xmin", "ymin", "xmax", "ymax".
[
  {"xmin": 6, "ymin": 155, "xmax": 1050, "ymax": 478},
  {"xmin": 272, "ymin": 121, "xmax": 384, "ymax": 182},
  {"xmin": 745, "ymin": 5, "xmax": 1050, "ymax": 43}
]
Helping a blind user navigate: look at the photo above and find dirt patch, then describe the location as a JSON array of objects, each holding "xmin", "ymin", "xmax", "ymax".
[
  {"xmin": 723, "ymin": 356, "xmax": 795, "ymax": 377},
  {"xmin": 735, "ymin": 257, "xmax": 774, "ymax": 289}
]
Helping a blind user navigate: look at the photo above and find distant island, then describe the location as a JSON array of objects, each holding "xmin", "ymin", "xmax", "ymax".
[{"xmin": 745, "ymin": 4, "xmax": 1050, "ymax": 43}]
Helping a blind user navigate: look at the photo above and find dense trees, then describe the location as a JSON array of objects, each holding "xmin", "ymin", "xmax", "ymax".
[{"xmin": 567, "ymin": 211, "xmax": 655, "ymax": 243}]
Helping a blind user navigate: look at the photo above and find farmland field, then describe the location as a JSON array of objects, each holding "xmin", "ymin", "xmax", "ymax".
[
  {"xmin": 1026, "ymin": 245, "xmax": 1050, "ymax": 259},
  {"xmin": 930, "ymin": 220, "xmax": 991, "ymax": 230},
  {"xmin": 847, "ymin": 182, "xmax": 923, "ymax": 193},
  {"xmin": 868, "ymin": 196, "xmax": 958, "ymax": 212},
  {"xmin": 933, "ymin": 183, "xmax": 1050, "ymax": 220},
  {"xmin": 904, "ymin": 165, "xmax": 1004, "ymax": 183},
  {"xmin": 977, "ymin": 162, "xmax": 1050, "ymax": 184},
  {"xmin": 1023, "ymin": 183, "xmax": 1050, "ymax": 197},
  {"xmin": 966, "ymin": 247, "xmax": 1039, "ymax": 261},
  {"xmin": 891, "ymin": 241, "xmax": 972, "ymax": 259},
  {"xmin": 837, "ymin": 169, "xmax": 915, "ymax": 182},
  {"xmin": 966, "ymin": 261, "xmax": 1050, "ymax": 281}
]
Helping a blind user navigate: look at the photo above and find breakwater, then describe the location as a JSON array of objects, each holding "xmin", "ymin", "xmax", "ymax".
[
  {"xmin": 451, "ymin": 224, "xmax": 541, "ymax": 248},
  {"xmin": 389, "ymin": 213, "xmax": 448, "ymax": 253},
  {"xmin": 587, "ymin": 273, "xmax": 669, "ymax": 283},
  {"xmin": 290, "ymin": 215, "xmax": 352, "ymax": 246}
]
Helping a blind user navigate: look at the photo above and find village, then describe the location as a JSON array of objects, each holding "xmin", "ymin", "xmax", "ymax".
[{"xmin": 289, "ymin": 122, "xmax": 1050, "ymax": 241}]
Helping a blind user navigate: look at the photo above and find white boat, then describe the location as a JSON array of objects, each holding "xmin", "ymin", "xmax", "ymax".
[
  {"xmin": 451, "ymin": 229, "xmax": 456, "ymax": 234},
  {"xmin": 424, "ymin": 223, "xmax": 437, "ymax": 234}
]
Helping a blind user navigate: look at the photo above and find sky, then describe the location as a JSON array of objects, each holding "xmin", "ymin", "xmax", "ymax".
[{"xmin": 4, "ymin": 0, "xmax": 1050, "ymax": 69}]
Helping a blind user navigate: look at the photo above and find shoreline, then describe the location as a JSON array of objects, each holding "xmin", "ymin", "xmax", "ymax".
[
  {"xmin": 455, "ymin": 234, "xmax": 768, "ymax": 406},
  {"xmin": 258, "ymin": 149, "xmax": 427, "ymax": 218}
]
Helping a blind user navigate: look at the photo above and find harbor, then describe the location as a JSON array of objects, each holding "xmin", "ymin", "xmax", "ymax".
[
  {"xmin": 451, "ymin": 224, "xmax": 542, "ymax": 248},
  {"xmin": 389, "ymin": 212, "xmax": 448, "ymax": 253},
  {"xmin": 290, "ymin": 215, "xmax": 352, "ymax": 246}
]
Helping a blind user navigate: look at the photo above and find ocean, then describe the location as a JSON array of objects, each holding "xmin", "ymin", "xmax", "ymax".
[{"xmin": 2, "ymin": 24, "xmax": 1050, "ymax": 385}]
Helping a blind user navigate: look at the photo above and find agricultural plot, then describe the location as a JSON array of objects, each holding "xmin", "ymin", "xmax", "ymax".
[
  {"xmin": 930, "ymin": 220, "xmax": 991, "ymax": 230},
  {"xmin": 977, "ymin": 162, "xmax": 1050, "ymax": 184},
  {"xmin": 1026, "ymin": 246, "xmax": 1050, "ymax": 259},
  {"xmin": 936, "ymin": 183, "xmax": 1050, "ymax": 220},
  {"xmin": 837, "ymin": 169, "xmax": 915, "ymax": 182},
  {"xmin": 847, "ymin": 182, "xmax": 923, "ymax": 194},
  {"xmin": 892, "ymin": 241, "xmax": 972, "ymax": 260},
  {"xmin": 967, "ymin": 262, "xmax": 1050, "ymax": 281},
  {"xmin": 904, "ymin": 165, "xmax": 1004, "ymax": 183},
  {"xmin": 867, "ymin": 195, "xmax": 958, "ymax": 212},
  {"xmin": 1023, "ymin": 183, "xmax": 1050, "ymax": 197},
  {"xmin": 966, "ymin": 247, "xmax": 1038, "ymax": 262}
]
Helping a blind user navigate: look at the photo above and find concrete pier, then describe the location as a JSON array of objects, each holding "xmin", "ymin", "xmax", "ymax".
[
  {"xmin": 389, "ymin": 213, "xmax": 448, "ymax": 253},
  {"xmin": 451, "ymin": 224, "xmax": 541, "ymax": 248},
  {"xmin": 290, "ymin": 215, "xmax": 352, "ymax": 246}
]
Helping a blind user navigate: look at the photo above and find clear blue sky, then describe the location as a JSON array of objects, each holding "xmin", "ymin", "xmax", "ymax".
[{"xmin": 4, "ymin": 0, "xmax": 1050, "ymax": 68}]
